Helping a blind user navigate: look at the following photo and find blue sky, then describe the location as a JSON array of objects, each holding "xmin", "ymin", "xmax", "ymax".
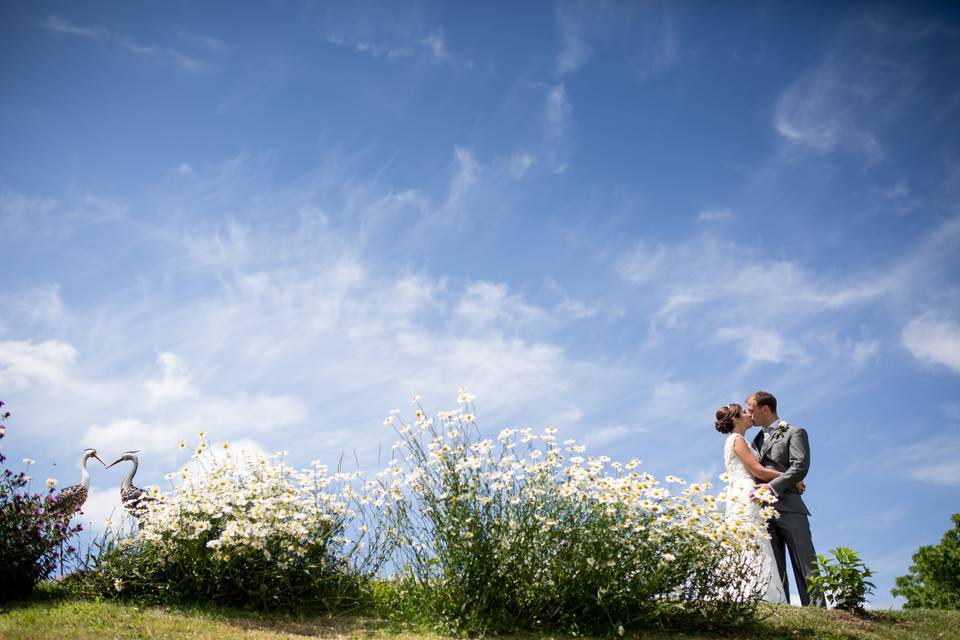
[{"xmin": 2, "ymin": 1, "xmax": 959, "ymax": 607}]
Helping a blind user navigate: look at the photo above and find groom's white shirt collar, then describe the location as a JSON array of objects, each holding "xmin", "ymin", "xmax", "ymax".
[{"xmin": 763, "ymin": 418, "xmax": 784, "ymax": 435}]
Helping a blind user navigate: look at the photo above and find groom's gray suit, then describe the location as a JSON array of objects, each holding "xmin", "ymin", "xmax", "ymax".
[{"xmin": 752, "ymin": 421, "xmax": 825, "ymax": 607}]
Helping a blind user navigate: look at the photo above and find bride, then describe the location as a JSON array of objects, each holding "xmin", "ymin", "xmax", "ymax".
[{"xmin": 715, "ymin": 403, "xmax": 789, "ymax": 603}]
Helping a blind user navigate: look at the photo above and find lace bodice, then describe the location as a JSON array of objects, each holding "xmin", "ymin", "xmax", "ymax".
[
  {"xmin": 724, "ymin": 433, "xmax": 756, "ymax": 483},
  {"xmin": 721, "ymin": 432, "xmax": 787, "ymax": 603}
]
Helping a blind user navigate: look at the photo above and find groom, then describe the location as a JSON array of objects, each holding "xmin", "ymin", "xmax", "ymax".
[{"xmin": 747, "ymin": 390, "xmax": 825, "ymax": 607}]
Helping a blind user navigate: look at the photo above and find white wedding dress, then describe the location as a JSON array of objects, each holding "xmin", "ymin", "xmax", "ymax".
[{"xmin": 723, "ymin": 433, "xmax": 787, "ymax": 603}]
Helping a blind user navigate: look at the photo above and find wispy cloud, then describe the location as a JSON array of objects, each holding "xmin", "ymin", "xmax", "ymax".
[
  {"xmin": 175, "ymin": 28, "xmax": 228, "ymax": 53},
  {"xmin": 326, "ymin": 33, "xmax": 413, "ymax": 60},
  {"xmin": 714, "ymin": 326, "xmax": 805, "ymax": 365},
  {"xmin": 40, "ymin": 15, "xmax": 216, "ymax": 73},
  {"xmin": 696, "ymin": 208, "xmax": 734, "ymax": 222},
  {"xmin": 40, "ymin": 15, "xmax": 108, "ymax": 39},
  {"xmin": 555, "ymin": 5, "xmax": 592, "ymax": 76},
  {"xmin": 506, "ymin": 151, "xmax": 536, "ymax": 180},
  {"xmin": 614, "ymin": 233, "xmax": 889, "ymax": 328},
  {"xmin": 11, "ymin": 284, "xmax": 67, "ymax": 329},
  {"xmin": 614, "ymin": 240, "xmax": 667, "ymax": 286},
  {"xmin": 632, "ymin": 10, "xmax": 679, "ymax": 78},
  {"xmin": 902, "ymin": 314, "xmax": 960, "ymax": 374},
  {"xmin": 0, "ymin": 339, "xmax": 78, "ymax": 391},
  {"xmin": 324, "ymin": 29, "xmax": 465, "ymax": 69},
  {"xmin": 456, "ymin": 281, "xmax": 549, "ymax": 330},
  {"xmin": 544, "ymin": 83, "xmax": 573, "ymax": 173},
  {"xmin": 897, "ymin": 430, "xmax": 960, "ymax": 486},
  {"xmin": 175, "ymin": 163, "xmax": 195, "ymax": 177},
  {"xmin": 118, "ymin": 39, "xmax": 209, "ymax": 72},
  {"xmin": 775, "ymin": 61, "xmax": 884, "ymax": 162},
  {"xmin": 443, "ymin": 146, "xmax": 480, "ymax": 214},
  {"xmin": 773, "ymin": 16, "xmax": 936, "ymax": 163}
]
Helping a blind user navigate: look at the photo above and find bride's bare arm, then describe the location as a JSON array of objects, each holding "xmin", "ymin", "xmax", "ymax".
[{"xmin": 733, "ymin": 435, "xmax": 782, "ymax": 482}]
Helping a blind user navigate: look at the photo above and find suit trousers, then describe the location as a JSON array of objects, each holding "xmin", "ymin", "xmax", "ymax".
[{"xmin": 768, "ymin": 511, "xmax": 825, "ymax": 607}]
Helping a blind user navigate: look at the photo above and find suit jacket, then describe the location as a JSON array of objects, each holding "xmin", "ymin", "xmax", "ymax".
[{"xmin": 752, "ymin": 421, "xmax": 811, "ymax": 516}]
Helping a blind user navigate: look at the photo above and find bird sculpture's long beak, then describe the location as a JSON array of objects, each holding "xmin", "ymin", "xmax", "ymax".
[
  {"xmin": 94, "ymin": 455, "xmax": 107, "ymax": 466},
  {"xmin": 106, "ymin": 458, "xmax": 122, "ymax": 468}
]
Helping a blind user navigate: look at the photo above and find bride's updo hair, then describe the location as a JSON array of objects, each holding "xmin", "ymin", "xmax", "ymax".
[{"xmin": 715, "ymin": 403, "xmax": 743, "ymax": 434}]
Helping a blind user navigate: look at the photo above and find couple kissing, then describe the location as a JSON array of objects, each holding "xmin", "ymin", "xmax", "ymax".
[{"xmin": 715, "ymin": 390, "xmax": 825, "ymax": 607}]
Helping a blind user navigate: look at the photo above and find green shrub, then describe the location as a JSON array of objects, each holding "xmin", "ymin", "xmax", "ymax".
[
  {"xmin": 809, "ymin": 547, "xmax": 875, "ymax": 611},
  {"xmin": 0, "ymin": 401, "xmax": 82, "ymax": 603},
  {"xmin": 372, "ymin": 394, "xmax": 764, "ymax": 635},
  {"xmin": 892, "ymin": 514, "xmax": 960, "ymax": 610}
]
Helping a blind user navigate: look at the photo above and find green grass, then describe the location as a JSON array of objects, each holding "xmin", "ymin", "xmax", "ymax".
[{"xmin": 1, "ymin": 590, "xmax": 958, "ymax": 640}]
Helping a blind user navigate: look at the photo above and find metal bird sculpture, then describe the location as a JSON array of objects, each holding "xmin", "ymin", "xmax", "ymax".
[
  {"xmin": 106, "ymin": 450, "xmax": 155, "ymax": 518},
  {"xmin": 52, "ymin": 448, "xmax": 105, "ymax": 514}
]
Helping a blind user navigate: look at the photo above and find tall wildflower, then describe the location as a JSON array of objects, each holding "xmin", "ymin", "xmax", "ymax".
[{"xmin": 373, "ymin": 391, "xmax": 765, "ymax": 634}]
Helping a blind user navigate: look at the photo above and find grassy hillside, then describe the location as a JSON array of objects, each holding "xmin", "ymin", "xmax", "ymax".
[{"xmin": 1, "ymin": 595, "xmax": 958, "ymax": 640}]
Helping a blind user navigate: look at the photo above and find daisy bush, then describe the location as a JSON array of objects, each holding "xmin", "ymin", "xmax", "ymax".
[
  {"xmin": 371, "ymin": 391, "xmax": 765, "ymax": 635},
  {"xmin": 82, "ymin": 437, "xmax": 388, "ymax": 611}
]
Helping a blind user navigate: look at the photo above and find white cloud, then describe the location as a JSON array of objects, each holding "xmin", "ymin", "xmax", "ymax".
[
  {"xmin": 850, "ymin": 340, "xmax": 880, "ymax": 367},
  {"xmin": 545, "ymin": 83, "xmax": 572, "ymax": 128},
  {"xmin": 775, "ymin": 62, "xmax": 883, "ymax": 161},
  {"xmin": 325, "ymin": 28, "xmax": 464, "ymax": 69},
  {"xmin": 773, "ymin": 19, "xmax": 931, "ymax": 163},
  {"xmin": 902, "ymin": 314, "xmax": 960, "ymax": 373},
  {"xmin": 943, "ymin": 403, "xmax": 960, "ymax": 421},
  {"xmin": 40, "ymin": 15, "xmax": 107, "ymax": 39},
  {"xmin": 81, "ymin": 388, "xmax": 307, "ymax": 460},
  {"xmin": 13, "ymin": 284, "xmax": 67, "ymax": 327},
  {"xmin": 615, "ymin": 235, "xmax": 887, "ymax": 324},
  {"xmin": 555, "ymin": 297, "xmax": 599, "ymax": 320},
  {"xmin": 76, "ymin": 486, "xmax": 126, "ymax": 532},
  {"xmin": 613, "ymin": 241, "xmax": 666, "ymax": 285},
  {"xmin": 0, "ymin": 339, "xmax": 77, "ymax": 390},
  {"xmin": 456, "ymin": 281, "xmax": 548, "ymax": 329},
  {"xmin": 633, "ymin": 11, "xmax": 679, "ymax": 78},
  {"xmin": 443, "ymin": 146, "xmax": 480, "ymax": 214},
  {"xmin": 332, "ymin": 35, "xmax": 413, "ymax": 60},
  {"xmin": 119, "ymin": 39, "xmax": 209, "ymax": 73},
  {"xmin": 175, "ymin": 163, "xmax": 195, "ymax": 176},
  {"xmin": 84, "ymin": 418, "xmax": 174, "ymax": 458},
  {"xmin": 899, "ymin": 431, "xmax": 960, "ymax": 486},
  {"xmin": 1, "ymin": 190, "xmax": 60, "ymax": 222},
  {"xmin": 543, "ymin": 83, "xmax": 573, "ymax": 173},
  {"xmin": 696, "ymin": 208, "xmax": 734, "ymax": 222},
  {"xmin": 145, "ymin": 352, "xmax": 198, "ymax": 408},
  {"xmin": 507, "ymin": 152, "xmax": 536, "ymax": 180},
  {"xmin": 555, "ymin": 7, "xmax": 591, "ymax": 75},
  {"xmin": 582, "ymin": 424, "xmax": 643, "ymax": 448},
  {"xmin": 715, "ymin": 327, "xmax": 804, "ymax": 365},
  {"xmin": 181, "ymin": 220, "xmax": 251, "ymax": 267},
  {"xmin": 421, "ymin": 32, "xmax": 450, "ymax": 64},
  {"xmin": 175, "ymin": 29, "xmax": 227, "ymax": 53},
  {"xmin": 41, "ymin": 16, "xmax": 211, "ymax": 73}
]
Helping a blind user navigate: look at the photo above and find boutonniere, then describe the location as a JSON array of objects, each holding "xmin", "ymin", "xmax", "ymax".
[{"xmin": 773, "ymin": 421, "xmax": 789, "ymax": 439}]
